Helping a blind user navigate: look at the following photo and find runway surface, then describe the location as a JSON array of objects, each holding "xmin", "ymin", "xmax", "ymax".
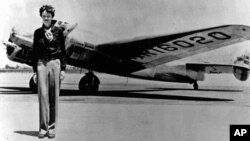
[{"xmin": 0, "ymin": 72, "xmax": 250, "ymax": 141}]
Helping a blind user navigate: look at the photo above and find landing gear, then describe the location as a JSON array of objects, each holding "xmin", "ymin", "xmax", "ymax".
[
  {"xmin": 79, "ymin": 71, "xmax": 100, "ymax": 94},
  {"xmin": 29, "ymin": 75, "xmax": 37, "ymax": 93},
  {"xmin": 193, "ymin": 81, "xmax": 198, "ymax": 90}
]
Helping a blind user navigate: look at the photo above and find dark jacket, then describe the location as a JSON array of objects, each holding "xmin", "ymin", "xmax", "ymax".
[{"xmin": 32, "ymin": 21, "xmax": 66, "ymax": 72}]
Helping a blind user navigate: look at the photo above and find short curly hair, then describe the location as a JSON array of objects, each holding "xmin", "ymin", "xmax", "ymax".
[{"xmin": 39, "ymin": 5, "xmax": 55, "ymax": 18}]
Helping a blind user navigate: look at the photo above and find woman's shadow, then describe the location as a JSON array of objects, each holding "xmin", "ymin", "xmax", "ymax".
[{"xmin": 14, "ymin": 131, "xmax": 38, "ymax": 137}]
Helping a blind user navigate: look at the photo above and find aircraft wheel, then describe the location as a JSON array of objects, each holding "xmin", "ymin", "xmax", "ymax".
[
  {"xmin": 193, "ymin": 81, "xmax": 198, "ymax": 90},
  {"xmin": 79, "ymin": 73, "xmax": 100, "ymax": 94},
  {"xmin": 29, "ymin": 76, "xmax": 37, "ymax": 93}
]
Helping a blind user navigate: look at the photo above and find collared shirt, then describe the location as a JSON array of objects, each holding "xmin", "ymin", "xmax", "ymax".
[{"xmin": 32, "ymin": 20, "xmax": 66, "ymax": 72}]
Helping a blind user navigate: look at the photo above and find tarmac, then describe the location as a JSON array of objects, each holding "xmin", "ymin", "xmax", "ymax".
[{"xmin": 0, "ymin": 72, "xmax": 250, "ymax": 141}]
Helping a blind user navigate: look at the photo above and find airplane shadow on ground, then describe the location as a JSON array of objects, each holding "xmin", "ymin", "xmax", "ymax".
[
  {"xmin": 0, "ymin": 86, "xmax": 237, "ymax": 101},
  {"xmin": 148, "ymin": 87, "xmax": 243, "ymax": 92},
  {"xmin": 60, "ymin": 89, "xmax": 235, "ymax": 102},
  {"xmin": 0, "ymin": 87, "xmax": 33, "ymax": 94},
  {"xmin": 14, "ymin": 131, "xmax": 38, "ymax": 137}
]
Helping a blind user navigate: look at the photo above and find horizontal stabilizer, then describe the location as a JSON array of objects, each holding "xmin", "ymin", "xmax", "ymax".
[{"xmin": 186, "ymin": 63, "xmax": 250, "ymax": 81}]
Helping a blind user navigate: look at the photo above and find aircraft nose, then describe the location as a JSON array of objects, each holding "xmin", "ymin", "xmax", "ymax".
[{"xmin": 2, "ymin": 39, "xmax": 18, "ymax": 56}]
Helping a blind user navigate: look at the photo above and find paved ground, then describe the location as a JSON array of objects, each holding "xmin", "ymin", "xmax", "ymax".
[{"xmin": 0, "ymin": 72, "xmax": 250, "ymax": 141}]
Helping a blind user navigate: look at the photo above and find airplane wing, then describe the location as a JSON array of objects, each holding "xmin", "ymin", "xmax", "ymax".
[{"xmin": 97, "ymin": 25, "xmax": 250, "ymax": 70}]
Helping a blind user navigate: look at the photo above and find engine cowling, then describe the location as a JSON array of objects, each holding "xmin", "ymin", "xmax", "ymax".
[
  {"xmin": 233, "ymin": 66, "xmax": 249, "ymax": 81},
  {"xmin": 233, "ymin": 53, "xmax": 250, "ymax": 81}
]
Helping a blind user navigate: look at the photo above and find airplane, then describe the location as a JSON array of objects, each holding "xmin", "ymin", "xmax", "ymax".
[{"xmin": 2, "ymin": 20, "xmax": 250, "ymax": 93}]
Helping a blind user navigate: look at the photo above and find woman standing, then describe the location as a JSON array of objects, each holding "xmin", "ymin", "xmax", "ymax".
[{"xmin": 32, "ymin": 5, "xmax": 66, "ymax": 139}]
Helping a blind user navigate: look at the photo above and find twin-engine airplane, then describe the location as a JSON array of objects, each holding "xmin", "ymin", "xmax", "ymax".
[{"xmin": 3, "ymin": 20, "xmax": 250, "ymax": 93}]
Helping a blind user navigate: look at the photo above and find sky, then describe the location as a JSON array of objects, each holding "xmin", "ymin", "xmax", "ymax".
[{"xmin": 1, "ymin": 0, "xmax": 250, "ymax": 68}]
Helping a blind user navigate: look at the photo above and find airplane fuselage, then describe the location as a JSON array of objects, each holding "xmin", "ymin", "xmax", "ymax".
[{"xmin": 5, "ymin": 35, "xmax": 198, "ymax": 84}]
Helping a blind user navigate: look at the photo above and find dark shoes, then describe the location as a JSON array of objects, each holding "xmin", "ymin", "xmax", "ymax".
[{"xmin": 38, "ymin": 130, "xmax": 56, "ymax": 139}]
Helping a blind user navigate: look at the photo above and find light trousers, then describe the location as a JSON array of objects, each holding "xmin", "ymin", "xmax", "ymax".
[{"xmin": 37, "ymin": 59, "xmax": 61, "ymax": 132}]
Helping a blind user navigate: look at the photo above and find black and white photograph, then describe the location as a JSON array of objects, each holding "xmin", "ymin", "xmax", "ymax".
[{"xmin": 1, "ymin": 0, "xmax": 250, "ymax": 140}]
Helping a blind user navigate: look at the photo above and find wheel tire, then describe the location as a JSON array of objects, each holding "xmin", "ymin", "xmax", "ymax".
[
  {"xmin": 79, "ymin": 75, "xmax": 100, "ymax": 94},
  {"xmin": 29, "ymin": 77, "xmax": 37, "ymax": 93},
  {"xmin": 91, "ymin": 84, "xmax": 99, "ymax": 92},
  {"xmin": 79, "ymin": 77, "xmax": 90, "ymax": 94}
]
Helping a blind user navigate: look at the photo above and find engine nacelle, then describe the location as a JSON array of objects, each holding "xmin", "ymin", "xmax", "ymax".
[
  {"xmin": 233, "ymin": 53, "xmax": 250, "ymax": 81},
  {"xmin": 2, "ymin": 20, "xmax": 78, "ymax": 66},
  {"xmin": 54, "ymin": 20, "xmax": 78, "ymax": 37},
  {"xmin": 3, "ymin": 41, "xmax": 22, "ymax": 60},
  {"xmin": 233, "ymin": 66, "xmax": 249, "ymax": 81}
]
